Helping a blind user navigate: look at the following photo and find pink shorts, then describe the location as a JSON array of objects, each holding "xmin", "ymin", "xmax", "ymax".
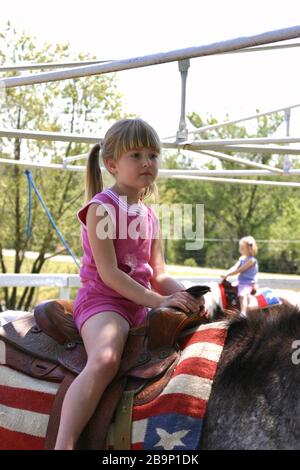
[
  {"xmin": 238, "ymin": 283, "xmax": 257, "ymax": 297},
  {"xmin": 74, "ymin": 286, "xmax": 148, "ymax": 334}
]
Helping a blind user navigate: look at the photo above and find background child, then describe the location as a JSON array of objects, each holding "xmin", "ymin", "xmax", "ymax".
[
  {"xmin": 221, "ymin": 236, "xmax": 258, "ymax": 317},
  {"xmin": 55, "ymin": 118, "xmax": 202, "ymax": 450}
]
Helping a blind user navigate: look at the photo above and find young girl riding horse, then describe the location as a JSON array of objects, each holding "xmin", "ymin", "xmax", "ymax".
[
  {"xmin": 55, "ymin": 118, "xmax": 202, "ymax": 450},
  {"xmin": 221, "ymin": 236, "xmax": 258, "ymax": 317}
]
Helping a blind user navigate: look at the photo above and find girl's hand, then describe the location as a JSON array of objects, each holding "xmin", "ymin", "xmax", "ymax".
[
  {"xmin": 221, "ymin": 274, "xmax": 227, "ymax": 280},
  {"xmin": 159, "ymin": 291, "xmax": 203, "ymax": 314}
]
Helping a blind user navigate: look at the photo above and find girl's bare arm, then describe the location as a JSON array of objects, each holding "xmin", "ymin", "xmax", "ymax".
[
  {"xmin": 149, "ymin": 235, "xmax": 186, "ymax": 294},
  {"xmin": 223, "ymin": 259, "xmax": 255, "ymax": 278}
]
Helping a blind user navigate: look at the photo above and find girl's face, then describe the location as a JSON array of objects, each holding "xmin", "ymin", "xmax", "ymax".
[{"xmin": 107, "ymin": 147, "xmax": 159, "ymax": 190}]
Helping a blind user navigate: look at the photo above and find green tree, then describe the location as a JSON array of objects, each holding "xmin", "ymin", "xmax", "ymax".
[
  {"xmin": 0, "ymin": 22, "xmax": 124, "ymax": 310},
  {"xmin": 158, "ymin": 111, "xmax": 300, "ymax": 274}
]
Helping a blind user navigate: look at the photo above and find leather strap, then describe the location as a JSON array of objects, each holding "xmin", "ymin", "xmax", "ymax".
[
  {"xmin": 45, "ymin": 371, "xmax": 76, "ymax": 449},
  {"xmin": 113, "ymin": 389, "xmax": 135, "ymax": 450},
  {"xmin": 76, "ymin": 376, "xmax": 127, "ymax": 450}
]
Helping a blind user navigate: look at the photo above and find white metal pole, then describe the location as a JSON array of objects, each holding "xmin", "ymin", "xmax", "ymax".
[
  {"xmin": 0, "ymin": 60, "xmax": 111, "ymax": 72},
  {"xmin": 226, "ymin": 42, "xmax": 300, "ymax": 54},
  {"xmin": 2, "ymin": 25, "xmax": 300, "ymax": 88},
  {"xmin": 2, "ymin": 129, "xmax": 300, "ymax": 156},
  {"xmin": 169, "ymin": 175, "xmax": 300, "ymax": 187},
  {"xmin": 176, "ymin": 136, "xmax": 300, "ymax": 146},
  {"xmin": 0, "ymin": 157, "xmax": 85, "ymax": 171},
  {"xmin": 2, "ymin": 157, "xmax": 300, "ymax": 180},
  {"xmin": 158, "ymin": 169, "xmax": 300, "ymax": 177},
  {"xmin": 176, "ymin": 59, "xmax": 190, "ymax": 141},
  {"xmin": 210, "ymin": 145, "xmax": 300, "ymax": 155},
  {"xmin": 164, "ymin": 103, "xmax": 300, "ymax": 139},
  {"xmin": 0, "ymin": 128, "xmax": 99, "ymax": 143},
  {"xmin": 284, "ymin": 108, "xmax": 292, "ymax": 172},
  {"xmin": 2, "ymin": 42, "xmax": 300, "ymax": 73},
  {"xmin": 63, "ymin": 153, "xmax": 88, "ymax": 163},
  {"xmin": 196, "ymin": 150, "xmax": 283, "ymax": 173}
]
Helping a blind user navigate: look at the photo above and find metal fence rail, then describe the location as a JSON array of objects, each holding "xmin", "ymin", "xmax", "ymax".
[
  {"xmin": 2, "ymin": 26, "xmax": 300, "ymax": 88},
  {"xmin": 2, "ymin": 42, "xmax": 300, "ymax": 73}
]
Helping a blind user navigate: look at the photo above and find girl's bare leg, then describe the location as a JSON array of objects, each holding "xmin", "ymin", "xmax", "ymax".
[
  {"xmin": 54, "ymin": 311, "xmax": 129, "ymax": 450},
  {"xmin": 239, "ymin": 295, "xmax": 248, "ymax": 317}
]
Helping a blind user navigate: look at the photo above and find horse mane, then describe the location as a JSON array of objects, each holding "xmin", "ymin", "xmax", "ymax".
[{"xmin": 217, "ymin": 303, "xmax": 300, "ymax": 391}]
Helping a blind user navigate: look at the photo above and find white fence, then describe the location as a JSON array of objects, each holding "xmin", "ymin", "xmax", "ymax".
[{"xmin": 0, "ymin": 273, "xmax": 299, "ymax": 301}]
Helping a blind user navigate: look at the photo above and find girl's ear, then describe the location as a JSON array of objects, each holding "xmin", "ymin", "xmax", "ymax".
[{"xmin": 104, "ymin": 158, "xmax": 117, "ymax": 175}]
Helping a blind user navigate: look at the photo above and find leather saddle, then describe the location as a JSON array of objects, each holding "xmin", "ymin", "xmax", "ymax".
[{"xmin": 0, "ymin": 285, "xmax": 210, "ymax": 450}]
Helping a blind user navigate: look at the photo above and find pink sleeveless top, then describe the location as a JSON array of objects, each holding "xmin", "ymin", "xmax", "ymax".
[{"xmin": 73, "ymin": 188, "xmax": 159, "ymax": 333}]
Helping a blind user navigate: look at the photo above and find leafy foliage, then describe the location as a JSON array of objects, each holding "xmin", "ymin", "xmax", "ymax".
[
  {"xmin": 157, "ymin": 111, "xmax": 300, "ymax": 274},
  {"xmin": 0, "ymin": 23, "xmax": 124, "ymax": 309}
]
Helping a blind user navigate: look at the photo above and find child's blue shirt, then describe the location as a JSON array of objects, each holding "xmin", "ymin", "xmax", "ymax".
[{"xmin": 238, "ymin": 256, "xmax": 258, "ymax": 284}]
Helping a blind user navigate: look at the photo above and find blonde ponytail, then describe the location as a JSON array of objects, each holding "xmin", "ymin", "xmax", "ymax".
[{"xmin": 85, "ymin": 144, "xmax": 103, "ymax": 202}]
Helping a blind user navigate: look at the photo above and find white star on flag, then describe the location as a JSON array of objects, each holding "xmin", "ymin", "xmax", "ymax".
[{"xmin": 154, "ymin": 428, "xmax": 189, "ymax": 450}]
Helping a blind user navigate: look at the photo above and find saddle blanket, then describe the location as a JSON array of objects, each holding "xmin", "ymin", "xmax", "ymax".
[
  {"xmin": 0, "ymin": 321, "xmax": 228, "ymax": 450},
  {"xmin": 248, "ymin": 288, "xmax": 282, "ymax": 310}
]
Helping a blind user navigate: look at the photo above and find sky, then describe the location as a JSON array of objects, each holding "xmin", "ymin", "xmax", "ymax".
[{"xmin": 1, "ymin": 0, "xmax": 300, "ymax": 139}]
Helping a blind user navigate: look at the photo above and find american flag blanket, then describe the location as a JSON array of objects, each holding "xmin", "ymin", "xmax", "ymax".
[
  {"xmin": 0, "ymin": 321, "xmax": 228, "ymax": 450},
  {"xmin": 248, "ymin": 288, "xmax": 282, "ymax": 309}
]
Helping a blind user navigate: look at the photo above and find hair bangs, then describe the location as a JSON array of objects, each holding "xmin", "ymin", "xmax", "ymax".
[{"xmin": 114, "ymin": 119, "xmax": 161, "ymax": 160}]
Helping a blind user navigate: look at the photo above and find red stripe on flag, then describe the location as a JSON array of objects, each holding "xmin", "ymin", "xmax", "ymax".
[
  {"xmin": 0, "ymin": 385, "xmax": 55, "ymax": 414},
  {"xmin": 173, "ymin": 357, "xmax": 218, "ymax": 380},
  {"xmin": 255, "ymin": 293, "xmax": 268, "ymax": 308},
  {"xmin": 133, "ymin": 394, "xmax": 207, "ymax": 421},
  {"xmin": 179, "ymin": 327, "xmax": 227, "ymax": 350},
  {"xmin": 131, "ymin": 442, "xmax": 144, "ymax": 450},
  {"xmin": 0, "ymin": 426, "xmax": 45, "ymax": 450},
  {"xmin": 107, "ymin": 442, "xmax": 144, "ymax": 450}
]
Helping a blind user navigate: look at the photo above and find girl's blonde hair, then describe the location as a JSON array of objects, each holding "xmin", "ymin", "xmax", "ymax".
[
  {"xmin": 239, "ymin": 236, "xmax": 258, "ymax": 256},
  {"xmin": 85, "ymin": 118, "xmax": 161, "ymax": 202}
]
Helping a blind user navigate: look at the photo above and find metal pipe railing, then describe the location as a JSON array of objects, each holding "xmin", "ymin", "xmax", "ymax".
[
  {"xmin": 2, "ymin": 25, "xmax": 300, "ymax": 88},
  {"xmin": 176, "ymin": 59, "xmax": 190, "ymax": 141},
  {"xmin": 0, "ymin": 59, "xmax": 111, "ymax": 72},
  {"xmin": 197, "ymin": 150, "xmax": 283, "ymax": 173},
  {"xmin": 2, "ymin": 42, "xmax": 300, "ymax": 73},
  {"xmin": 2, "ymin": 42, "xmax": 300, "ymax": 74},
  {"xmin": 0, "ymin": 128, "xmax": 98, "ymax": 143},
  {"xmin": 2, "ymin": 157, "xmax": 300, "ymax": 178},
  {"xmin": 2, "ymin": 128, "xmax": 300, "ymax": 149},
  {"xmin": 168, "ymin": 136, "xmax": 300, "ymax": 147},
  {"xmin": 164, "ymin": 103, "xmax": 300, "ymax": 140},
  {"xmin": 208, "ymin": 145, "xmax": 300, "ymax": 155},
  {"xmin": 170, "ymin": 175, "xmax": 300, "ymax": 187}
]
